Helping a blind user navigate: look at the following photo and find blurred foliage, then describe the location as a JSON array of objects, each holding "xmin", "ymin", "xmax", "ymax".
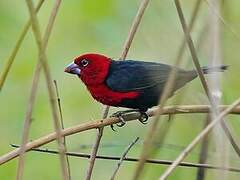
[{"xmin": 0, "ymin": 0, "xmax": 240, "ymax": 179}]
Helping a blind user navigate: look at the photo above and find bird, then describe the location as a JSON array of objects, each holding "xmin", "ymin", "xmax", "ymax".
[{"xmin": 65, "ymin": 53, "xmax": 227, "ymax": 129}]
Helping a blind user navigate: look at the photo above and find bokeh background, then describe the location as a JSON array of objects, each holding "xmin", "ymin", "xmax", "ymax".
[{"xmin": 0, "ymin": 0, "xmax": 240, "ymax": 179}]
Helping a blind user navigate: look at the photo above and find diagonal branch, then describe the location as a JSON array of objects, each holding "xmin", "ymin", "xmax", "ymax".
[
  {"xmin": 133, "ymin": 1, "xmax": 204, "ymax": 179},
  {"xmin": 175, "ymin": 0, "xmax": 210, "ymax": 97},
  {"xmin": 175, "ymin": 0, "xmax": 203, "ymax": 65},
  {"xmin": 174, "ymin": 0, "xmax": 240, "ymax": 164},
  {"xmin": 16, "ymin": 1, "xmax": 63, "ymax": 180},
  {"xmin": 0, "ymin": 0, "xmax": 45, "ymax": 91},
  {"xmin": 204, "ymin": 0, "xmax": 240, "ymax": 41},
  {"xmin": 159, "ymin": 99, "xmax": 240, "ymax": 179},
  {"xmin": 85, "ymin": 0, "xmax": 151, "ymax": 179},
  {"xmin": 24, "ymin": 0, "xmax": 69, "ymax": 179},
  {"xmin": 110, "ymin": 137, "xmax": 139, "ymax": 180},
  {"xmin": 159, "ymin": 0, "xmax": 240, "ymax": 178},
  {"xmin": 0, "ymin": 105, "xmax": 239, "ymax": 166}
]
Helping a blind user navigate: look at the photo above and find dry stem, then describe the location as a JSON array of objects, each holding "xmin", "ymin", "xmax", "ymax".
[
  {"xmin": 0, "ymin": 0, "xmax": 45, "ymax": 91},
  {"xmin": 11, "ymin": 144, "xmax": 240, "ymax": 173},
  {"xmin": 54, "ymin": 80, "xmax": 71, "ymax": 179},
  {"xmin": 24, "ymin": 0, "xmax": 69, "ymax": 179},
  {"xmin": 0, "ymin": 105, "xmax": 239, "ymax": 166},
  {"xmin": 175, "ymin": 0, "xmax": 203, "ymax": 64},
  {"xmin": 167, "ymin": 1, "xmax": 240, "ymax": 177},
  {"xmin": 85, "ymin": 0, "xmax": 151, "ymax": 179},
  {"xmin": 132, "ymin": 1, "xmax": 204, "ymax": 179},
  {"xmin": 204, "ymin": 0, "xmax": 240, "ymax": 41},
  {"xmin": 110, "ymin": 137, "xmax": 139, "ymax": 180},
  {"xmin": 159, "ymin": 99, "xmax": 240, "ymax": 179},
  {"xmin": 16, "ymin": 1, "xmax": 63, "ymax": 180},
  {"xmin": 196, "ymin": 115, "xmax": 210, "ymax": 180}
]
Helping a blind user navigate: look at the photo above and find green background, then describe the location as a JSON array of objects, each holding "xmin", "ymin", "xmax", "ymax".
[{"xmin": 0, "ymin": 0, "xmax": 240, "ymax": 179}]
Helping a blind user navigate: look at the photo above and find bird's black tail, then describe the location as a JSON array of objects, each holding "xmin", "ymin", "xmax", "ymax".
[{"xmin": 201, "ymin": 65, "xmax": 228, "ymax": 74}]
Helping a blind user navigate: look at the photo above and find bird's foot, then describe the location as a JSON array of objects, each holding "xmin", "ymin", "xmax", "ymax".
[
  {"xmin": 110, "ymin": 110, "xmax": 149, "ymax": 131},
  {"xmin": 138, "ymin": 111, "xmax": 148, "ymax": 124},
  {"xmin": 110, "ymin": 111, "xmax": 128, "ymax": 131}
]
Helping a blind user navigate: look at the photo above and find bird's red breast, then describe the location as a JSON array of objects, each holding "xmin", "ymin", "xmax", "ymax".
[{"xmin": 86, "ymin": 83, "xmax": 139, "ymax": 106}]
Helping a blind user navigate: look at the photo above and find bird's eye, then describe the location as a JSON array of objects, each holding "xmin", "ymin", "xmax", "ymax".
[{"xmin": 81, "ymin": 59, "xmax": 89, "ymax": 67}]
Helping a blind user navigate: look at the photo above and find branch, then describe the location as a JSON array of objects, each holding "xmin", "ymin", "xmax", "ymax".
[
  {"xmin": 110, "ymin": 137, "xmax": 139, "ymax": 180},
  {"xmin": 159, "ymin": 98, "xmax": 240, "ymax": 179},
  {"xmin": 172, "ymin": 0, "xmax": 240, "ymax": 173},
  {"xmin": 174, "ymin": 0, "xmax": 203, "ymax": 65},
  {"xmin": 133, "ymin": 1, "xmax": 204, "ymax": 179},
  {"xmin": 16, "ymin": 1, "xmax": 63, "ymax": 180},
  {"xmin": 54, "ymin": 80, "xmax": 71, "ymax": 179},
  {"xmin": 0, "ymin": 0, "xmax": 45, "ymax": 91},
  {"xmin": 24, "ymin": 0, "xmax": 69, "ymax": 180},
  {"xmin": 0, "ymin": 105, "xmax": 239, "ymax": 166},
  {"xmin": 204, "ymin": 0, "xmax": 240, "ymax": 41},
  {"xmin": 119, "ymin": 0, "xmax": 150, "ymax": 60},
  {"xmin": 85, "ymin": 0, "xmax": 151, "ymax": 179},
  {"xmin": 196, "ymin": 115, "xmax": 210, "ymax": 180},
  {"xmin": 208, "ymin": 1, "xmax": 230, "ymax": 179},
  {"xmin": 10, "ymin": 144, "xmax": 240, "ymax": 173}
]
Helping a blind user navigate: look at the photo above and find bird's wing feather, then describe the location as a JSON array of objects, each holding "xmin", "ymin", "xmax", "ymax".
[{"xmin": 106, "ymin": 60, "xmax": 181, "ymax": 92}]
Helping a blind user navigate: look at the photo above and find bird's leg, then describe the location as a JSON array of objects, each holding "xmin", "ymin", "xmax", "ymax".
[
  {"xmin": 110, "ymin": 110, "xmax": 135, "ymax": 130},
  {"xmin": 110, "ymin": 109, "xmax": 149, "ymax": 131}
]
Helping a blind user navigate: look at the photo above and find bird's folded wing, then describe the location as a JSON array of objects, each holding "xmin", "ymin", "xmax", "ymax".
[{"xmin": 106, "ymin": 60, "xmax": 179, "ymax": 92}]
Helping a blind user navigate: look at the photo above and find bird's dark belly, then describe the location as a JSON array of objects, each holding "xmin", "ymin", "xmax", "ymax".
[{"xmin": 119, "ymin": 88, "xmax": 161, "ymax": 112}]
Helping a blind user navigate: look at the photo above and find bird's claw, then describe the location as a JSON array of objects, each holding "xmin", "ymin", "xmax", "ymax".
[
  {"xmin": 110, "ymin": 111, "xmax": 127, "ymax": 131},
  {"xmin": 110, "ymin": 124, "xmax": 116, "ymax": 131},
  {"xmin": 138, "ymin": 112, "xmax": 148, "ymax": 124},
  {"xmin": 109, "ymin": 110, "xmax": 149, "ymax": 131},
  {"xmin": 116, "ymin": 115, "xmax": 126, "ymax": 127}
]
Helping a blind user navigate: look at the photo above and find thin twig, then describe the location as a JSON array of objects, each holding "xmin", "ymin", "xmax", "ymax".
[
  {"xmin": 174, "ymin": 0, "xmax": 240, "ymax": 165},
  {"xmin": 162, "ymin": 0, "xmax": 206, "ymax": 138},
  {"xmin": 53, "ymin": 80, "xmax": 66, "ymax": 133},
  {"xmin": 0, "ymin": 105, "xmax": 239, "ymax": 166},
  {"xmin": 0, "ymin": 0, "xmax": 45, "ymax": 91},
  {"xmin": 85, "ymin": 127, "xmax": 104, "ymax": 180},
  {"xmin": 204, "ymin": 0, "xmax": 240, "ymax": 41},
  {"xmin": 196, "ymin": 115, "xmax": 210, "ymax": 180},
  {"xmin": 16, "ymin": 60, "xmax": 41, "ymax": 180},
  {"xmin": 54, "ymin": 80, "xmax": 71, "ymax": 179},
  {"xmin": 165, "ymin": 0, "xmax": 205, "ymax": 107},
  {"xmin": 159, "ymin": 97, "xmax": 240, "ymax": 179},
  {"xmin": 177, "ymin": 0, "xmax": 240, "ymax": 166},
  {"xmin": 24, "ymin": 0, "xmax": 69, "ymax": 180},
  {"xmin": 175, "ymin": 0, "xmax": 210, "ymax": 97},
  {"xmin": 173, "ymin": 15, "xmax": 210, "ymax": 105},
  {"xmin": 196, "ymin": 1, "xmax": 221, "ymax": 178},
  {"xmin": 85, "ymin": 0, "xmax": 151, "ymax": 179},
  {"xmin": 110, "ymin": 137, "xmax": 139, "ymax": 180},
  {"xmin": 208, "ymin": 1, "xmax": 230, "ymax": 179},
  {"xmin": 16, "ymin": 1, "xmax": 63, "ymax": 180},
  {"xmin": 175, "ymin": 0, "xmax": 203, "ymax": 65},
  {"xmin": 119, "ymin": 0, "xmax": 150, "ymax": 60},
  {"xmin": 10, "ymin": 144, "xmax": 240, "ymax": 173},
  {"xmin": 133, "ymin": 1, "xmax": 204, "ymax": 179}
]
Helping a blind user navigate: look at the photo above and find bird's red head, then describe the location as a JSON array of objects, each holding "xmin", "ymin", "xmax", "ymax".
[{"xmin": 64, "ymin": 53, "xmax": 112, "ymax": 85}]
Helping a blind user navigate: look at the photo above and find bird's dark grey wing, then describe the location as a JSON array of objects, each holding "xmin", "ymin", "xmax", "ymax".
[{"xmin": 106, "ymin": 60, "xmax": 188, "ymax": 92}]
